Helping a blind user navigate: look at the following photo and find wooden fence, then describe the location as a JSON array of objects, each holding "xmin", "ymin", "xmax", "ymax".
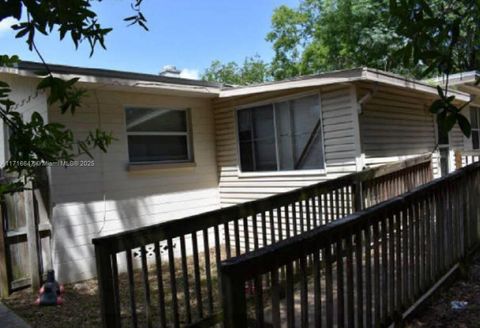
[
  {"xmin": 455, "ymin": 150, "xmax": 480, "ymax": 169},
  {"xmin": 93, "ymin": 154, "xmax": 432, "ymax": 327},
  {"xmin": 221, "ymin": 157, "xmax": 479, "ymax": 328},
  {"xmin": 0, "ymin": 178, "xmax": 51, "ymax": 297}
]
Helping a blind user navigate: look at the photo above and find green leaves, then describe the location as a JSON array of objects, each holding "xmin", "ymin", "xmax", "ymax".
[
  {"xmin": 124, "ymin": 0, "xmax": 149, "ymax": 30},
  {"xmin": 267, "ymin": 0, "xmax": 412, "ymax": 80},
  {"xmin": 390, "ymin": 0, "xmax": 478, "ymax": 138},
  {"xmin": 0, "ymin": 0, "xmax": 150, "ymax": 193},
  {"xmin": 3, "ymin": 0, "xmax": 148, "ymax": 57},
  {"xmin": 430, "ymin": 85, "xmax": 472, "ymax": 138},
  {"xmin": 0, "ymin": 55, "xmax": 19, "ymax": 67},
  {"xmin": 1, "ymin": 107, "xmax": 115, "ymax": 188},
  {"xmin": 37, "ymin": 76, "xmax": 87, "ymax": 114},
  {"xmin": 458, "ymin": 114, "xmax": 471, "ymax": 138},
  {"xmin": 202, "ymin": 55, "xmax": 270, "ymax": 85},
  {"xmin": 389, "ymin": 0, "xmax": 479, "ymax": 78}
]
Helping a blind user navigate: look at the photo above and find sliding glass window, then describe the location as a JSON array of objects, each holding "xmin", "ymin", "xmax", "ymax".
[{"xmin": 237, "ymin": 94, "xmax": 325, "ymax": 172}]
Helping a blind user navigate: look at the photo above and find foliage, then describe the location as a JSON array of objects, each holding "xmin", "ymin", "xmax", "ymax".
[
  {"xmin": 265, "ymin": 0, "xmax": 478, "ymax": 137},
  {"xmin": 390, "ymin": 0, "xmax": 479, "ymax": 138},
  {"xmin": 0, "ymin": 0, "xmax": 148, "ymax": 193},
  {"xmin": 266, "ymin": 0, "xmax": 415, "ymax": 80},
  {"xmin": 202, "ymin": 55, "xmax": 270, "ymax": 85}
]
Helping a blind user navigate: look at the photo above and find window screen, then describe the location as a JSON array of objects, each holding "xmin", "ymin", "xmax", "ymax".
[{"xmin": 125, "ymin": 107, "xmax": 191, "ymax": 163}]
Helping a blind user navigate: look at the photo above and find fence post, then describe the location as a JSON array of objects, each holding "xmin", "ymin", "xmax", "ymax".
[
  {"xmin": 25, "ymin": 181, "xmax": 41, "ymax": 292},
  {"xmin": 454, "ymin": 151, "xmax": 462, "ymax": 170},
  {"xmin": 95, "ymin": 243, "xmax": 120, "ymax": 328},
  {"xmin": 0, "ymin": 201, "xmax": 10, "ymax": 298},
  {"xmin": 353, "ymin": 180, "xmax": 364, "ymax": 211},
  {"xmin": 221, "ymin": 269, "xmax": 247, "ymax": 328}
]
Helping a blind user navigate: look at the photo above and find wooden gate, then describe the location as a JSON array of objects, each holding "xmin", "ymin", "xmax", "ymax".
[{"xmin": 0, "ymin": 178, "xmax": 52, "ymax": 297}]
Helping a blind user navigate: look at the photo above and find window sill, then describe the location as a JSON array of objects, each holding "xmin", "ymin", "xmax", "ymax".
[
  {"xmin": 238, "ymin": 169, "xmax": 326, "ymax": 178},
  {"xmin": 127, "ymin": 161, "xmax": 196, "ymax": 172}
]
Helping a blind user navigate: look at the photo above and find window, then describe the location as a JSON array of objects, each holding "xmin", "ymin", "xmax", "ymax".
[
  {"xmin": 237, "ymin": 94, "xmax": 324, "ymax": 172},
  {"xmin": 125, "ymin": 107, "xmax": 192, "ymax": 163},
  {"xmin": 471, "ymin": 106, "xmax": 480, "ymax": 149}
]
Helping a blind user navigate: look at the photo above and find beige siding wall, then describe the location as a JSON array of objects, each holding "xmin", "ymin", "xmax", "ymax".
[
  {"xmin": 213, "ymin": 85, "xmax": 359, "ymax": 206},
  {"xmin": 0, "ymin": 74, "xmax": 48, "ymax": 164},
  {"xmin": 357, "ymin": 83, "xmax": 468, "ymax": 177},
  {"xmin": 48, "ymin": 89, "xmax": 220, "ymax": 282},
  {"xmin": 358, "ymin": 84, "xmax": 437, "ymax": 164}
]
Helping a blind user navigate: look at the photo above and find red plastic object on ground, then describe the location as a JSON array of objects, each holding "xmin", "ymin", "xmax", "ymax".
[{"xmin": 35, "ymin": 270, "xmax": 64, "ymax": 306}]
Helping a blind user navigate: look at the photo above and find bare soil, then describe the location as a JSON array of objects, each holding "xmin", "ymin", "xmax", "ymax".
[
  {"xmin": 3, "ymin": 278, "xmax": 102, "ymax": 327},
  {"xmin": 407, "ymin": 253, "xmax": 480, "ymax": 328},
  {"xmin": 2, "ymin": 249, "xmax": 221, "ymax": 327},
  {"xmin": 4, "ymin": 251, "xmax": 480, "ymax": 327}
]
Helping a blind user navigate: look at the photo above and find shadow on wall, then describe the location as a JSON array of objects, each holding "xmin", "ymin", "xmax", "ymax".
[{"xmin": 51, "ymin": 174, "xmax": 220, "ymax": 284}]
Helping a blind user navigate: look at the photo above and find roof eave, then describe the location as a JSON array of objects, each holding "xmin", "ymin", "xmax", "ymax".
[
  {"xmin": 218, "ymin": 67, "xmax": 470, "ymax": 102},
  {"xmin": 364, "ymin": 69, "xmax": 470, "ymax": 102},
  {"xmin": 0, "ymin": 66, "xmax": 221, "ymax": 98}
]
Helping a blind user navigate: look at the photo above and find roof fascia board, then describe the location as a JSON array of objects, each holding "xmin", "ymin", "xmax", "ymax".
[
  {"xmin": 430, "ymin": 71, "xmax": 479, "ymax": 87},
  {"xmin": 364, "ymin": 69, "xmax": 470, "ymax": 102},
  {"xmin": 0, "ymin": 66, "xmax": 221, "ymax": 97},
  {"xmin": 219, "ymin": 67, "xmax": 469, "ymax": 102},
  {"xmin": 218, "ymin": 68, "xmax": 366, "ymax": 98}
]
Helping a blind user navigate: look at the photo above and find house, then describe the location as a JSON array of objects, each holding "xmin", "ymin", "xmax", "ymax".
[
  {"xmin": 433, "ymin": 71, "xmax": 479, "ymax": 149},
  {"xmin": 0, "ymin": 62, "xmax": 472, "ymax": 283}
]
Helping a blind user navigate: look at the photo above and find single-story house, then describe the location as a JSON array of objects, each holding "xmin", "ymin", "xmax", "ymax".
[{"xmin": 0, "ymin": 62, "xmax": 473, "ymax": 283}]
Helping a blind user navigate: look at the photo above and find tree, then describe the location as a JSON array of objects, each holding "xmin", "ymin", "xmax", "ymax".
[
  {"xmin": 390, "ymin": 0, "xmax": 479, "ymax": 137},
  {"xmin": 0, "ymin": 0, "xmax": 148, "ymax": 193},
  {"xmin": 267, "ymin": 0, "xmax": 413, "ymax": 80},
  {"xmin": 266, "ymin": 0, "xmax": 478, "ymax": 137},
  {"xmin": 202, "ymin": 55, "xmax": 270, "ymax": 85}
]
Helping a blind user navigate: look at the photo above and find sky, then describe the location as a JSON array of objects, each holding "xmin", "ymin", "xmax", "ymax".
[{"xmin": 0, "ymin": 0, "xmax": 300, "ymax": 79}]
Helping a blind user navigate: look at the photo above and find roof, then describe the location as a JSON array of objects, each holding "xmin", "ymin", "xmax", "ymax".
[
  {"xmin": 428, "ymin": 71, "xmax": 479, "ymax": 86},
  {"xmin": 0, "ymin": 61, "xmax": 223, "ymax": 98},
  {"xmin": 16, "ymin": 61, "xmax": 223, "ymax": 88},
  {"xmin": 427, "ymin": 71, "xmax": 480, "ymax": 96},
  {"xmin": 219, "ymin": 67, "xmax": 470, "ymax": 101},
  {"xmin": 0, "ymin": 61, "xmax": 470, "ymax": 102}
]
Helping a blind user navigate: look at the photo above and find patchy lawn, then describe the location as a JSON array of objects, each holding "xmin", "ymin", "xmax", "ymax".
[{"xmin": 407, "ymin": 253, "xmax": 480, "ymax": 327}]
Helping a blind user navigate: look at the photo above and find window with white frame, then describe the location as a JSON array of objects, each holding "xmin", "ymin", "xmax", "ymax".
[
  {"xmin": 125, "ymin": 107, "xmax": 192, "ymax": 163},
  {"xmin": 471, "ymin": 106, "xmax": 480, "ymax": 149},
  {"xmin": 237, "ymin": 94, "xmax": 325, "ymax": 172}
]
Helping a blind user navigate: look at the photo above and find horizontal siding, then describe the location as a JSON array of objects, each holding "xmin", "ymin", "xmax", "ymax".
[
  {"xmin": 449, "ymin": 105, "xmax": 470, "ymax": 150},
  {"xmin": 358, "ymin": 83, "xmax": 467, "ymax": 177},
  {"xmin": 359, "ymin": 84, "xmax": 437, "ymax": 166},
  {"xmin": 0, "ymin": 74, "xmax": 48, "ymax": 164},
  {"xmin": 49, "ymin": 89, "xmax": 220, "ymax": 282},
  {"xmin": 213, "ymin": 86, "xmax": 358, "ymax": 207}
]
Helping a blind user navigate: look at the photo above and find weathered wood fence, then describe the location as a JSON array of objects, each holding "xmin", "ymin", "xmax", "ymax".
[
  {"xmin": 93, "ymin": 154, "xmax": 432, "ymax": 327},
  {"xmin": 221, "ymin": 157, "xmax": 480, "ymax": 328},
  {"xmin": 0, "ymin": 178, "xmax": 51, "ymax": 297},
  {"xmin": 455, "ymin": 150, "xmax": 480, "ymax": 169}
]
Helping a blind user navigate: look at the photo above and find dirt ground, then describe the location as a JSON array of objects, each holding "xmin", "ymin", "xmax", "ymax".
[
  {"xmin": 3, "ymin": 278, "xmax": 102, "ymax": 327},
  {"xmin": 4, "ymin": 253, "xmax": 480, "ymax": 327},
  {"xmin": 2, "ymin": 250, "xmax": 220, "ymax": 328},
  {"xmin": 407, "ymin": 253, "xmax": 480, "ymax": 328}
]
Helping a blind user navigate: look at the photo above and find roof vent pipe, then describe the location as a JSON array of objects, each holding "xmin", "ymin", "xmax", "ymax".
[{"xmin": 159, "ymin": 65, "xmax": 181, "ymax": 77}]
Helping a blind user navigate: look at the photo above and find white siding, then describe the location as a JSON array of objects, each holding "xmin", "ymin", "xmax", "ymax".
[
  {"xmin": 0, "ymin": 74, "xmax": 48, "ymax": 164},
  {"xmin": 48, "ymin": 89, "xmax": 220, "ymax": 282},
  {"xmin": 213, "ymin": 85, "xmax": 359, "ymax": 206}
]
